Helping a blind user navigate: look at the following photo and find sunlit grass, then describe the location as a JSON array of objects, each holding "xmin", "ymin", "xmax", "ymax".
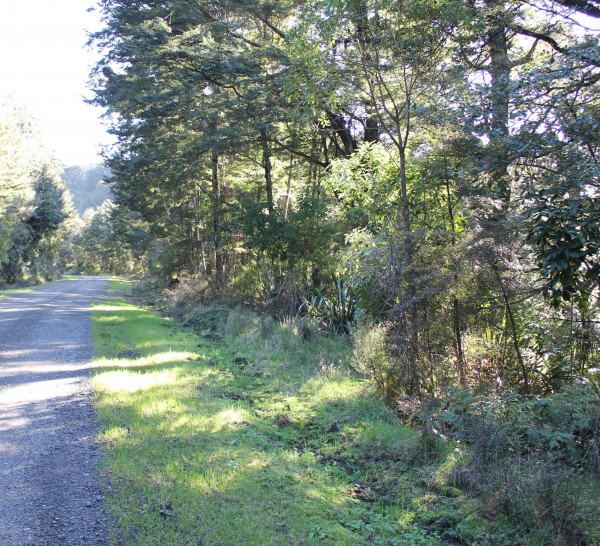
[
  {"xmin": 91, "ymin": 280, "xmax": 445, "ymax": 545},
  {"xmin": 92, "ymin": 279, "xmax": 600, "ymax": 546},
  {"xmin": 94, "ymin": 368, "xmax": 180, "ymax": 393},
  {"xmin": 95, "ymin": 279, "xmax": 557, "ymax": 545}
]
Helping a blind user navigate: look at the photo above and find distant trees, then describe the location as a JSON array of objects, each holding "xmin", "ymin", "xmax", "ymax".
[
  {"xmin": 0, "ymin": 103, "xmax": 37, "ymax": 273},
  {"xmin": 0, "ymin": 98, "xmax": 163, "ymax": 284},
  {"xmin": 72, "ymin": 200, "xmax": 152, "ymax": 275},
  {"xmin": 0, "ymin": 101, "xmax": 73, "ymax": 285},
  {"xmin": 61, "ymin": 165, "xmax": 112, "ymax": 215}
]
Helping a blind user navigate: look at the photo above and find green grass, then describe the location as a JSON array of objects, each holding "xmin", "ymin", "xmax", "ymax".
[
  {"xmin": 92, "ymin": 280, "xmax": 574, "ymax": 545},
  {"xmin": 91, "ymin": 280, "xmax": 444, "ymax": 545},
  {"xmin": 3, "ymin": 276, "xmax": 595, "ymax": 543},
  {"xmin": 0, "ymin": 284, "xmax": 43, "ymax": 301}
]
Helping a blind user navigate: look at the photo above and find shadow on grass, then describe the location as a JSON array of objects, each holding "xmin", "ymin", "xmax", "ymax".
[
  {"xmin": 92, "ymin": 296, "xmax": 448, "ymax": 545},
  {"xmin": 94, "ymin": 346, "xmax": 424, "ymax": 544},
  {"xmin": 94, "ymin": 297, "xmax": 600, "ymax": 546}
]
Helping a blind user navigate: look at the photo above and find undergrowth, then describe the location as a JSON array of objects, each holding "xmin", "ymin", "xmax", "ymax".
[{"xmin": 91, "ymin": 279, "xmax": 600, "ymax": 545}]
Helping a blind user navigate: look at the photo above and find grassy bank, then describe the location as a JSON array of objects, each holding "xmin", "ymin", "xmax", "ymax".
[
  {"xmin": 91, "ymin": 280, "xmax": 598, "ymax": 545},
  {"xmin": 0, "ymin": 283, "xmax": 50, "ymax": 301}
]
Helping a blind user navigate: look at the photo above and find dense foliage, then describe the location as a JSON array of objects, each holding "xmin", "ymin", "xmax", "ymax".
[
  {"xmin": 88, "ymin": 0, "xmax": 600, "ymax": 398},
  {"xmin": 0, "ymin": 101, "xmax": 74, "ymax": 285}
]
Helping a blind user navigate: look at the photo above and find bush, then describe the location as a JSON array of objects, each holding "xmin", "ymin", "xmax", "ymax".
[
  {"xmin": 418, "ymin": 385, "xmax": 600, "ymax": 543},
  {"xmin": 492, "ymin": 462, "xmax": 588, "ymax": 544},
  {"xmin": 165, "ymin": 275, "xmax": 210, "ymax": 315},
  {"xmin": 352, "ymin": 322, "xmax": 404, "ymax": 403},
  {"xmin": 426, "ymin": 385, "xmax": 600, "ymax": 469},
  {"xmin": 300, "ymin": 279, "xmax": 357, "ymax": 335},
  {"xmin": 461, "ymin": 328, "xmax": 517, "ymax": 391},
  {"xmin": 184, "ymin": 305, "xmax": 230, "ymax": 334}
]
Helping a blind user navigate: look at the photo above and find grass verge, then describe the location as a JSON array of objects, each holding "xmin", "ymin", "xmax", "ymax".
[
  {"xmin": 0, "ymin": 274, "xmax": 80, "ymax": 301},
  {"xmin": 91, "ymin": 280, "xmax": 597, "ymax": 545},
  {"xmin": 0, "ymin": 284, "xmax": 43, "ymax": 301}
]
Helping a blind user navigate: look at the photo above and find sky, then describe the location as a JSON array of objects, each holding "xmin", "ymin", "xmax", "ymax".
[{"xmin": 0, "ymin": 0, "xmax": 113, "ymax": 167}]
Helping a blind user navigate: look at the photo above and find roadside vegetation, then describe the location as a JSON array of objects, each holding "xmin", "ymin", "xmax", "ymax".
[
  {"xmin": 3, "ymin": 0, "xmax": 600, "ymax": 543},
  {"xmin": 92, "ymin": 280, "xmax": 600, "ymax": 545},
  {"xmin": 0, "ymin": 274, "xmax": 78, "ymax": 301},
  {"xmin": 0, "ymin": 285, "xmax": 43, "ymax": 302},
  {"xmin": 0, "ymin": 98, "xmax": 135, "ymax": 289}
]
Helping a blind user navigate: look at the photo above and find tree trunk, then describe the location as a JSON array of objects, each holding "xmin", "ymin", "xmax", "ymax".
[
  {"xmin": 491, "ymin": 260, "xmax": 530, "ymax": 393},
  {"xmin": 325, "ymin": 111, "xmax": 356, "ymax": 158},
  {"xmin": 399, "ymin": 147, "xmax": 411, "ymax": 235},
  {"xmin": 364, "ymin": 115, "xmax": 380, "ymax": 143},
  {"xmin": 444, "ymin": 155, "xmax": 466, "ymax": 385},
  {"xmin": 211, "ymin": 147, "xmax": 223, "ymax": 289},
  {"xmin": 284, "ymin": 155, "xmax": 294, "ymax": 219},
  {"xmin": 260, "ymin": 129, "xmax": 274, "ymax": 214},
  {"xmin": 485, "ymin": 0, "xmax": 512, "ymax": 209}
]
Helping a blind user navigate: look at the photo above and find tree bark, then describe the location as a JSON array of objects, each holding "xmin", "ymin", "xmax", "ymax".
[
  {"xmin": 260, "ymin": 129, "xmax": 274, "ymax": 214},
  {"xmin": 444, "ymin": 154, "xmax": 466, "ymax": 385},
  {"xmin": 211, "ymin": 147, "xmax": 223, "ymax": 289},
  {"xmin": 485, "ymin": 0, "xmax": 512, "ymax": 209},
  {"xmin": 491, "ymin": 260, "xmax": 530, "ymax": 394},
  {"xmin": 325, "ymin": 111, "xmax": 357, "ymax": 158}
]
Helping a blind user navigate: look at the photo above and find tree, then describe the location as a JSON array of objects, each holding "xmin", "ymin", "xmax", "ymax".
[
  {"xmin": 0, "ymin": 101, "xmax": 73, "ymax": 284},
  {"xmin": 0, "ymin": 102, "xmax": 36, "ymax": 272},
  {"xmin": 88, "ymin": 0, "xmax": 600, "ymax": 395},
  {"xmin": 90, "ymin": 0, "xmax": 346, "ymax": 297},
  {"xmin": 287, "ymin": 0, "xmax": 465, "ymax": 393}
]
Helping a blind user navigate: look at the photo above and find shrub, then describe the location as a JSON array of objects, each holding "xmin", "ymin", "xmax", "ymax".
[
  {"xmin": 300, "ymin": 279, "xmax": 357, "ymax": 335},
  {"xmin": 352, "ymin": 322, "xmax": 403, "ymax": 403},
  {"xmin": 492, "ymin": 461, "xmax": 588, "ymax": 544},
  {"xmin": 165, "ymin": 275, "xmax": 210, "ymax": 315},
  {"xmin": 419, "ymin": 385, "xmax": 600, "ymax": 543},
  {"xmin": 461, "ymin": 328, "xmax": 516, "ymax": 391},
  {"xmin": 184, "ymin": 305, "xmax": 230, "ymax": 334}
]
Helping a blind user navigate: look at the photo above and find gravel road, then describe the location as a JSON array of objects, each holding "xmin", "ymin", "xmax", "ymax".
[{"xmin": 0, "ymin": 277, "xmax": 110, "ymax": 546}]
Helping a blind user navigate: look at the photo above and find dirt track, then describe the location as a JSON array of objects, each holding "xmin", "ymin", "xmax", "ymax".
[{"xmin": 0, "ymin": 277, "xmax": 109, "ymax": 545}]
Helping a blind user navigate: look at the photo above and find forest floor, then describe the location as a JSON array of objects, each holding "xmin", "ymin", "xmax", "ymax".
[
  {"xmin": 0, "ymin": 277, "xmax": 110, "ymax": 545},
  {"xmin": 91, "ymin": 279, "xmax": 558, "ymax": 546}
]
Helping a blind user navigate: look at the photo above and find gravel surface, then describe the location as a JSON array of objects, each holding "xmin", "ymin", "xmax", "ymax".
[{"xmin": 0, "ymin": 277, "xmax": 110, "ymax": 546}]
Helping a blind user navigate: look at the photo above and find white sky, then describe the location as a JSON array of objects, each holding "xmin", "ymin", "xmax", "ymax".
[{"xmin": 0, "ymin": 0, "xmax": 113, "ymax": 167}]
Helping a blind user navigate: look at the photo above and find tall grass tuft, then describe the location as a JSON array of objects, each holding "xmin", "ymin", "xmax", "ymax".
[{"xmin": 220, "ymin": 307, "xmax": 348, "ymax": 373}]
